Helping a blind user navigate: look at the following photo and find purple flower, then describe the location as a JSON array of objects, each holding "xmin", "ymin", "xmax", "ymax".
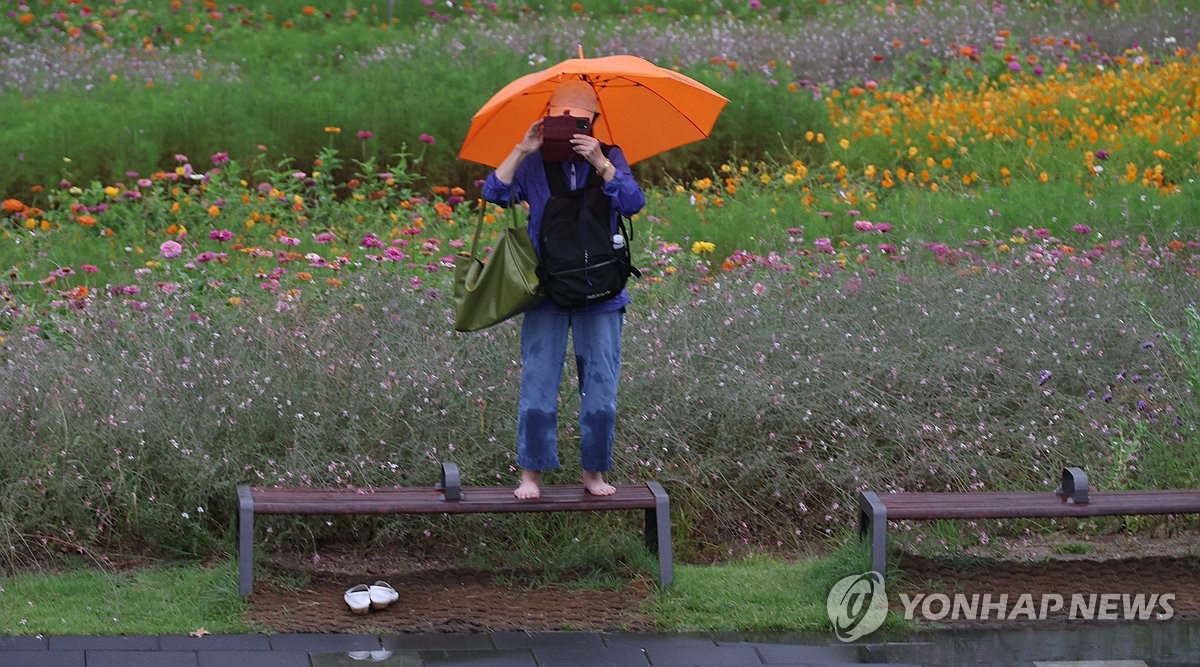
[
  {"xmin": 1095, "ymin": 150, "xmax": 1110, "ymax": 161},
  {"xmin": 1008, "ymin": 61, "xmax": 1022, "ymax": 72},
  {"xmin": 159, "ymin": 240, "xmax": 183, "ymax": 259},
  {"xmin": 853, "ymin": 220, "xmax": 874, "ymax": 232},
  {"xmin": 208, "ymin": 229, "xmax": 234, "ymax": 242},
  {"xmin": 1072, "ymin": 224, "xmax": 1092, "ymax": 235},
  {"xmin": 418, "ymin": 133, "xmax": 436, "ymax": 144},
  {"xmin": 356, "ymin": 130, "xmax": 374, "ymax": 140},
  {"xmin": 1038, "ymin": 370, "xmax": 1052, "ymax": 386}
]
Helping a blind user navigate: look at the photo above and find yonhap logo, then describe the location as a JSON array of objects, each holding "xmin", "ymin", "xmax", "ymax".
[{"xmin": 827, "ymin": 571, "xmax": 888, "ymax": 642}]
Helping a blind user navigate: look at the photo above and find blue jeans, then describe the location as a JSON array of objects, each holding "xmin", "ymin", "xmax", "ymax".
[{"xmin": 517, "ymin": 308, "xmax": 624, "ymax": 472}]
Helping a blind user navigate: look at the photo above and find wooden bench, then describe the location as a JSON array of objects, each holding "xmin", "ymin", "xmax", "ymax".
[
  {"xmin": 237, "ymin": 462, "xmax": 673, "ymax": 595},
  {"xmin": 859, "ymin": 467, "xmax": 1200, "ymax": 577}
]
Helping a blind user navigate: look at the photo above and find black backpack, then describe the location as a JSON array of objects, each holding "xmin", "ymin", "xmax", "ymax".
[{"xmin": 537, "ymin": 149, "xmax": 640, "ymax": 310}]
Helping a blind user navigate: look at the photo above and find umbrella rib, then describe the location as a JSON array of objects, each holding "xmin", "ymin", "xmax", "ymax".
[{"xmin": 595, "ymin": 78, "xmax": 713, "ymax": 137}]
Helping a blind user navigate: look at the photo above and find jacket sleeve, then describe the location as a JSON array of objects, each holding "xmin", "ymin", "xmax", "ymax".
[
  {"xmin": 482, "ymin": 170, "xmax": 521, "ymax": 207},
  {"xmin": 601, "ymin": 147, "xmax": 646, "ymax": 217}
]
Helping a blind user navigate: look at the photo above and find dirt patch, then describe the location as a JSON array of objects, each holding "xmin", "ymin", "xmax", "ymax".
[
  {"xmin": 244, "ymin": 535, "xmax": 1199, "ymax": 633},
  {"xmin": 244, "ymin": 545, "xmax": 655, "ymax": 633},
  {"xmin": 892, "ymin": 552, "xmax": 1200, "ymax": 627}
]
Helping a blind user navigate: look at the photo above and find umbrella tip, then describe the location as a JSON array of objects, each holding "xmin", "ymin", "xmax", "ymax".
[{"xmin": 577, "ymin": 44, "xmax": 584, "ymax": 59}]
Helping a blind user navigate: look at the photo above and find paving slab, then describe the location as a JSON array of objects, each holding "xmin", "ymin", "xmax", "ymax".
[
  {"xmin": 159, "ymin": 634, "xmax": 273, "ymax": 651},
  {"xmin": 421, "ymin": 649, "xmax": 537, "ymax": 667},
  {"xmin": 268, "ymin": 633, "xmax": 381, "ymax": 652},
  {"xmin": 531, "ymin": 643, "xmax": 651, "ymax": 667},
  {"xmin": 0, "ymin": 636, "xmax": 47, "ymax": 650},
  {"xmin": 85, "ymin": 650, "xmax": 199, "ymax": 667},
  {"xmin": 381, "ymin": 633, "xmax": 494, "ymax": 651},
  {"xmin": 48, "ymin": 634, "xmax": 160, "ymax": 650},
  {"xmin": 0, "ymin": 651, "xmax": 84, "ymax": 667},
  {"xmin": 491, "ymin": 630, "xmax": 606, "ymax": 650},
  {"xmin": 644, "ymin": 643, "xmax": 763, "ymax": 665},
  {"xmin": 754, "ymin": 643, "xmax": 861, "ymax": 664},
  {"xmin": 198, "ymin": 651, "xmax": 312, "ymax": 667}
]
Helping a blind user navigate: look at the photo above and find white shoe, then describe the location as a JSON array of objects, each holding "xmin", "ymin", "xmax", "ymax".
[
  {"xmin": 368, "ymin": 580, "xmax": 398, "ymax": 610},
  {"xmin": 344, "ymin": 584, "xmax": 371, "ymax": 615}
]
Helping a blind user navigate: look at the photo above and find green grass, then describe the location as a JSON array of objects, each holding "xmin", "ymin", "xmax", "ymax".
[
  {"xmin": 648, "ymin": 543, "xmax": 907, "ymax": 635},
  {"xmin": 0, "ymin": 560, "xmax": 251, "ymax": 636}
]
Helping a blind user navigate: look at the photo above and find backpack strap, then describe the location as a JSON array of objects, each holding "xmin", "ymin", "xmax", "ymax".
[{"xmin": 542, "ymin": 144, "xmax": 613, "ymax": 196}]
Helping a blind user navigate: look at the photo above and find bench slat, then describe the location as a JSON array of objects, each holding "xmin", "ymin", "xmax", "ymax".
[
  {"xmin": 249, "ymin": 484, "xmax": 658, "ymax": 515},
  {"xmin": 874, "ymin": 490, "xmax": 1200, "ymax": 520}
]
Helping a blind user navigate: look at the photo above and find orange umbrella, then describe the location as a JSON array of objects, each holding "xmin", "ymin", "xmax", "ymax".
[{"xmin": 458, "ymin": 54, "xmax": 728, "ymax": 167}]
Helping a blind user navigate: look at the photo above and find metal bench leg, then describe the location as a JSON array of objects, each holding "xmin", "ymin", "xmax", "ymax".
[
  {"xmin": 645, "ymin": 481, "xmax": 674, "ymax": 588},
  {"xmin": 237, "ymin": 485, "xmax": 255, "ymax": 596},
  {"xmin": 858, "ymin": 491, "xmax": 888, "ymax": 578}
]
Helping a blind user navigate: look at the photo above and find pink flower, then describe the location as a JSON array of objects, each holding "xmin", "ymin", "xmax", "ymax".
[
  {"xmin": 208, "ymin": 229, "xmax": 234, "ymax": 242},
  {"xmin": 356, "ymin": 130, "xmax": 374, "ymax": 140},
  {"xmin": 1008, "ymin": 60, "xmax": 1022, "ymax": 72},
  {"xmin": 814, "ymin": 237, "xmax": 834, "ymax": 253},
  {"xmin": 418, "ymin": 133, "xmax": 436, "ymax": 144},
  {"xmin": 313, "ymin": 232, "xmax": 335, "ymax": 243},
  {"xmin": 874, "ymin": 222, "xmax": 892, "ymax": 233},
  {"xmin": 159, "ymin": 240, "xmax": 183, "ymax": 259},
  {"xmin": 1072, "ymin": 224, "xmax": 1092, "ymax": 235},
  {"xmin": 853, "ymin": 220, "xmax": 874, "ymax": 232},
  {"xmin": 752, "ymin": 282, "xmax": 767, "ymax": 296},
  {"xmin": 81, "ymin": 264, "xmax": 99, "ymax": 273}
]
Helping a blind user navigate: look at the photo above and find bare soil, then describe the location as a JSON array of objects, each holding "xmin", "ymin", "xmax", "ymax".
[
  {"xmin": 244, "ymin": 545, "xmax": 656, "ymax": 633},
  {"xmin": 244, "ymin": 535, "xmax": 1200, "ymax": 633}
]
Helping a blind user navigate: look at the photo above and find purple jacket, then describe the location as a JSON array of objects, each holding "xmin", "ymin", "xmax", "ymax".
[{"xmin": 482, "ymin": 146, "xmax": 645, "ymax": 314}]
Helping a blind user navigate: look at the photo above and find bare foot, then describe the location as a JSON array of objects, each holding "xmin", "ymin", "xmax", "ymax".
[
  {"xmin": 582, "ymin": 470, "xmax": 616, "ymax": 496},
  {"xmin": 514, "ymin": 470, "xmax": 542, "ymax": 499}
]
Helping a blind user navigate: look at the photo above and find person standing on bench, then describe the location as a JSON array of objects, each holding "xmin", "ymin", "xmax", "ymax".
[{"xmin": 482, "ymin": 79, "xmax": 646, "ymax": 499}]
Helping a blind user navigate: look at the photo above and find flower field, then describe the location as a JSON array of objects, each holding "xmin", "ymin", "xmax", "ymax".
[{"xmin": 0, "ymin": 0, "xmax": 1198, "ymax": 568}]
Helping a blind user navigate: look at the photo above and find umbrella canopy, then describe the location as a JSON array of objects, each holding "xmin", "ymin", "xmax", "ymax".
[{"xmin": 459, "ymin": 55, "xmax": 728, "ymax": 167}]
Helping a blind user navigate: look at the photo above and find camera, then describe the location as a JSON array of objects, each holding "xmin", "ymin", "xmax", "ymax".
[{"xmin": 541, "ymin": 114, "xmax": 593, "ymax": 161}]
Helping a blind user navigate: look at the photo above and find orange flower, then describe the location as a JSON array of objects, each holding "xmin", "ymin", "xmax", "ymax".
[
  {"xmin": 432, "ymin": 185, "xmax": 450, "ymax": 196},
  {"xmin": 302, "ymin": 5, "xmax": 317, "ymax": 15},
  {"xmin": 296, "ymin": 272, "xmax": 313, "ymax": 281},
  {"xmin": 18, "ymin": 13, "xmax": 34, "ymax": 25},
  {"xmin": 76, "ymin": 214, "xmax": 96, "ymax": 226},
  {"xmin": 2, "ymin": 199, "xmax": 25, "ymax": 214}
]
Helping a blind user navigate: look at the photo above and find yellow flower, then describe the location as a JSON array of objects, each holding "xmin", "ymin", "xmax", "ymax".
[
  {"xmin": 207, "ymin": 205, "xmax": 220, "ymax": 217},
  {"xmin": 839, "ymin": 138, "xmax": 851, "ymax": 150},
  {"xmin": 228, "ymin": 296, "xmax": 243, "ymax": 306},
  {"xmin": 692, "ymin": 241, "xmax": 716, "ymax": 254},
  {"xmin": 324, "ymin": 126, "xmax": 341, "ymax": 134},
  {"xmin": 805, "ymin": 131, "xmax": 815, "ymax": 142},
  {"xmin": 104, "ymin": 185, "xmax": 120, "ymax": 197}
]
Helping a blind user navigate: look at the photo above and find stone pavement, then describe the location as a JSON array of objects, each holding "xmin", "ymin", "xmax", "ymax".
[{"xmin": 1, "ymin": 625, "xmax": 1198, "ymax": 666}]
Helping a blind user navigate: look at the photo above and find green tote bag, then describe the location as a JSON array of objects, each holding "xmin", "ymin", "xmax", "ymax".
[{"xmin": 453, "ymin": 201, "xmax": 542, "ymax": 332}]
